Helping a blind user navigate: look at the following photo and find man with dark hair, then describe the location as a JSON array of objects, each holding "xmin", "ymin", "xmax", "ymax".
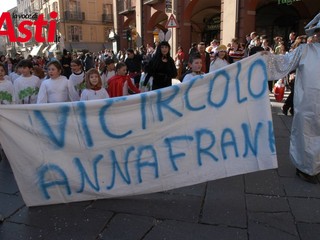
[
  {"xmin": 248, "ymin": 36, "xmax": 264, "ymax": 56},
  {"xmin": 286, "ymin": 32, "xmax": 296, "ymax": 51},
  {"xmin": 194, "ymin": 42, "xmax": 210, "ymax": 73}
]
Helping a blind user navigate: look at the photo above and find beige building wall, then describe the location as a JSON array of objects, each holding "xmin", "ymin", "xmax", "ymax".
[
  {"xmin": 54, "ymin": 0, "xmax": 114, "ymax": 52},
  {"xmin": 221, "ymin": 0, "xmax": 238, "ymax": 45}
]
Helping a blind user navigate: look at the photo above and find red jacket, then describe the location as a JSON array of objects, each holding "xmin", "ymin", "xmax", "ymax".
[{"xmin": 107, "ymin": 75, "xmax": 140, "ymax": 98}]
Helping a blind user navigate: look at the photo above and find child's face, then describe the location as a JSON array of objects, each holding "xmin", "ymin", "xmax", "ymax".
[
  {"xmin": 21, "ymin": 66, "xmax": 32, "ymax": 77},
  {"xmin": 47, "ymin": 64, "xmax": 61, "ymax": 79},
  {"xmin": 117, "ymin": 66, "xmax": 127, "ymax": 76},
  {"xmin": 107, "ymin": 63, "xmax": 115, "ymax": 71},
  {"xmin": 89, "ymin": 73, "xmax": 100, "ymax": 86},
  {"xmin": 218, "ymin": 51, "xmax": 226, "ymax": 59},
  {"xmin": 0, "ymin": 66, "xmax": 5, "ymax": 79},
  {"xmin": 70, "ymin": 63, "xmax": 81, "ymax": 73},
  {"xmin": 191, "ymin": 59, "xmax": 202, "ymax": 72}
]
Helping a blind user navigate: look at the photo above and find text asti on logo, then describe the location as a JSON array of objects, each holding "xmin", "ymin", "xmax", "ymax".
[{"xmin": 0, "ymin": 11, "xmax": 58, "ymax": 43}]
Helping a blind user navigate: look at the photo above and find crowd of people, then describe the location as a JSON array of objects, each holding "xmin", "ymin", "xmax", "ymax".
[
  {"xmin": 0, "ymin": 13, "xmax": 319, "ymax": 184},
  {"xmin": 0, "ymin": 29, "xmax": 314, "ymax": 106}
]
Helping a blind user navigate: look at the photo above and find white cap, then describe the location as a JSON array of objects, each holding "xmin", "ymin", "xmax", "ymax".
[{"xmin": 305, "ymin": 12, "xmax": 320, "ymax": 36}]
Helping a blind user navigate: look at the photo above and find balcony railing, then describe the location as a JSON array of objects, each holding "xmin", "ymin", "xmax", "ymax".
[
  {"xmin": 102, "ymin": 13, "xmax": 113, "ymax": 23},
  {"xmin": 118, "ymin": 0, "xmax": 135, "ymax": 15},
  {"xmin": 64, "ymin": 11, "xmax": 85, "ymax": 21}
]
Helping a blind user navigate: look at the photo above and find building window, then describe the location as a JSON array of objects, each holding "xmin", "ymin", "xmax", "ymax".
[
  {"xmin": 90, "ymin": 26, "xmax": 97, "ymax": 41},
  {"xmin": 88, "ymin": 0, "xmax": 97, "ymax": 20},
  {"xmin": 104, "ymin": 27, "xmax": 110, "ymax": 42},
  {"xmin": 68, "ymin": 26, "xmax": 82, "ymax": 42},
  {"xmin": 102, "ymin": 3, "xmax": 113, "ymax": 22},
  {"xmin": 52, "ymin": 1, "xmax": 58, "ymax": 13}
]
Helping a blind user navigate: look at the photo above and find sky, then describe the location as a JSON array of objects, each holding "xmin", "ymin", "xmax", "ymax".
[{"xmin": 0, "ymin": 0, "xmax": 17, "ymax": 14}]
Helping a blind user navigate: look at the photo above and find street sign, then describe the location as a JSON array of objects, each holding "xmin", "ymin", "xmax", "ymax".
[{"xmin": 165, "ymin": 14, "xmax": 179, "ymax": 28}]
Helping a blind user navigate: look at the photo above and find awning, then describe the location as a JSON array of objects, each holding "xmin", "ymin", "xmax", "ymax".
[
  {"xmin": 48, "ymin": 43, "xmax": 57, "ymax": 52},
  {"xmin": 42, "ymin": 45, "xmax": 50, "ymax": 53},
  {"xmin": 71, "ymin": 43, "xmax": 105, "ymax": 52},
  {"xmin": 71, "ymin": 43, "xmax": 88, "ymax": 51},
  {"xmin": 30, "ymin": 44, "xmax": 43, "ymax": 56}
]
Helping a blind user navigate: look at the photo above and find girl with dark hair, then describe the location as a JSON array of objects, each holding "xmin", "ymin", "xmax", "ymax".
[
  {"xmin": 37, "ymin": 61, "xmax": 75, "ymax": 103},
  {"xmin": 68, "ymin": 59, "xmax": 85, "ymax": 100},
  {"xmin": 145, "ymin": 41, "xmax": 177, "ymax": 90}
]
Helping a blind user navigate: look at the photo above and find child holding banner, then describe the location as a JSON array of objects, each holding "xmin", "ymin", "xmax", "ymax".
[
  {"xmin": 80, "ymin": 68, "xmax": 109, "ymax": 101},
  {"xmin": 14, "ymin": 60, "xmax": 41, "ymax": 104},
  {"xmin": 68, "ymin": 59, "xmax": 85, "ymax": 101},
  {"xmin": 0, "ymin": 63, "xmax": 14, "ymax": 104},
  {"xmin": 107, "ymin": 62, "xmax": 140, "ymax": 97},
  {"xmin": 37, "ymin": 61, "xmax": 76, "ymax": 103},
  {"xmin": 209, "ymin": 45, "xmax": 230, "ymax": 72},
  {"xmin": 182, "ymin": 54, "xmax": 204, "ymax": 83}
]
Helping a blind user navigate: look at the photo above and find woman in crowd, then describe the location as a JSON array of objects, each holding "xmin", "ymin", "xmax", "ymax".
[{"xmin": 145, "ymin": 41, "xmax": 177, "ymax": 90}]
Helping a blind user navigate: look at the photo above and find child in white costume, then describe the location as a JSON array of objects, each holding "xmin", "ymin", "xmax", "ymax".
[
  {"xmin": 37, "ymin": 61, "xmax": 76, "ymax": 103},
  {"xmin": 265, "ymin": 13, "xmax": 320, "ymax": 183},
  {"xmin": 80, "ymin": 68, "xmax": 109, "ymax": 101},
  {"xmin": 68, "ymin": 59, "xmax": 85, "ymax": 101},
  {"xmin": 182, "ymin": 54, "xmax": 204, "ymax": 83},
  {"xmin": 13, "ymin": 60, "xmax": 40, "ymax": 104},
  {"xmin": 0, "ymin": 63, "xmax": 14, "ymax": 104},
  {"xmin": 209, "ymin": 44, "xmax": 230, "ymax": 72}
]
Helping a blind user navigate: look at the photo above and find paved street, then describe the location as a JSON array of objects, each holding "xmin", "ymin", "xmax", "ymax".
[{"xmin": 1, "ymin": 92, "xmax": 320, "ymax": 240}]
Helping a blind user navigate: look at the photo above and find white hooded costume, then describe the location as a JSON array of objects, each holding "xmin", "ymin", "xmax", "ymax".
[{"xmin": 265, "ymin": 12, "xmax": 320, "ymax": 175}]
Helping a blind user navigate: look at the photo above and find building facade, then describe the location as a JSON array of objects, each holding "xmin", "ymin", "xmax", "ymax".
[
  {"xmin": 113, "ymin": 0, "xmax": 320, "ymax": 57},
  {"xmin": 6, "ymin": 0, "xmax": 114, "ymax": 57},
  {"xmin": 4, "ymin": 0, "xmax": 319, "ymax": 57}
]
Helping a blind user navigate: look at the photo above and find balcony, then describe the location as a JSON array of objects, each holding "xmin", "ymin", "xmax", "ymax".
[
  {"xmin": 118, "ymin": 0, "xmax": 135, "ymax": 15},
  {"xmin": 143, "ymin": 0, "xmax": 162, "ymax": 5},
  {"xmin": 102, "ymin": 13, "xmax": 113, "ymax": 23},
  {"xmin": 64, "ymin": 11, "xmax": 85, "ymax": 21}
]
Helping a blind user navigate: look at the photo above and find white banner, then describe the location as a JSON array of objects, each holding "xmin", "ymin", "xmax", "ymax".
[{"xmin": 0, "ymin": 54, "xmax": 277, "ymax": 206}]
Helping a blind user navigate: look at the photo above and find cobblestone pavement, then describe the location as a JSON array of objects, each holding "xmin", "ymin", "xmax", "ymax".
[{"xmin": 1, "ymin": 92, "xmax": 320, "ymax": 240}]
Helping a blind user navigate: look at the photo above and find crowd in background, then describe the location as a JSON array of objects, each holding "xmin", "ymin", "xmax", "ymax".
[{"xmin": 0, "ymin": 30, "xmax": 317, "ymax": 106}]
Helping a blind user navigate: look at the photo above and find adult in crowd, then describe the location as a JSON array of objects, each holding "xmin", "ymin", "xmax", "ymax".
[
  {"xmin": 144, "ymin": 41, "xmax": 177, "ymax": 90},
  {"xmin": 205, "ymin": 39, "xmax": 219, "ymax": 54},
  {"xmin": 60, "ymin": 49, "xmax": 72, "ymax": 78},
  {"xmin": 194, "ymin": 42, "xmax": 211, "ymax": 73},
  {"xmin": 286, "ymin": 32, "xmax": 296, "ymax": 51},
  {"xmin": 188, "ymin": 42, "xmax": 198, "ymax": 57},
  {"xmin": 174, "ymin": 46, "xmax": 185, "ymax": 80},
  {"xmin": 84, "ymin": 53, "xmax": 95, "ymax": 71},
  {"xmin": 228, "ymin": 38, "xmax": 245, "ymax": 63},
  {"xmin": 125, "ymin": 48, "xmax": 143, "ymax": 87},
  {"xmin": 265, "ymin": 13, "xmax": 320, "ymax": 183},
  {"xmin": 248, "ymin": 36, "xmax": 264, "ymax": 56}
]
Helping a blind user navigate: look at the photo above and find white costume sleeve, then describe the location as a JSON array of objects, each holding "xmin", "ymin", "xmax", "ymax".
[
  {"xmin": 264, "ymin": 45, "xmax": 303, "ymax": 80},
  {"xmin": 37, "ymin": 80, "xmax": 48, "ymax": 104}
]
